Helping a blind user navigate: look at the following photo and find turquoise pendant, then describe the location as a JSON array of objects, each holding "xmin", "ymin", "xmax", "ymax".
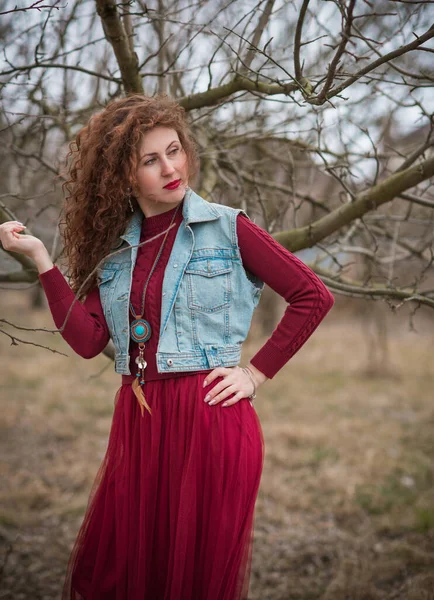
[{"xmin": 130, "ymin": 318, "xmax": 152, "ymax": 343}]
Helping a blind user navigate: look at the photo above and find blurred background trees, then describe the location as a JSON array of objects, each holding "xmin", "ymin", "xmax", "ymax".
[{"xmin": 1, "ymin": 4, "xmax": 434, "ymax": 597}]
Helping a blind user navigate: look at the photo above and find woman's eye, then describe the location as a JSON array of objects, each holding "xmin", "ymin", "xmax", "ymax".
[
  {"xmin": 144, "ymin": 158, "xmax": 155, "ymax": 165},
  {"xmin": 170, "ymin": 147, "xmax": 179, "ymax": 155}
]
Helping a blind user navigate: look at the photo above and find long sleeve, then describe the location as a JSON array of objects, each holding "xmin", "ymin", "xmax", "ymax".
[
  {"xmin": 237, "ymin": 214, "xmax": 335, "ymax": 379},
  {"xmin": 38, "ymin": 265, "xmax": 110, "ymax": 359}
]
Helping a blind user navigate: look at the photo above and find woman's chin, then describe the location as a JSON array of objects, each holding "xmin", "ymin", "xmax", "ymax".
[{"xmin": 165, "ymin": 183, "xmax": 188, "ymax": 201}]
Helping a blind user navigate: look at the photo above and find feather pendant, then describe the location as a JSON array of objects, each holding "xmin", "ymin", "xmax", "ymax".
[{"xmin": 132, "ymin": 377, "xmax": 152, "ymax": 417}]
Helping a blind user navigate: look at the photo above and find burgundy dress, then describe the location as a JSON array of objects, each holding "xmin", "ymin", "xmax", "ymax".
[{"xmin": 39, "ymin": 202, "xmax": 334, "ymax": 600}]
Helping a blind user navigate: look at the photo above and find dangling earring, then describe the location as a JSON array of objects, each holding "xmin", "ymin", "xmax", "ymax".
[{"xmin": 126, "ymin": 186, "xmax": 134, "ymax": 212}]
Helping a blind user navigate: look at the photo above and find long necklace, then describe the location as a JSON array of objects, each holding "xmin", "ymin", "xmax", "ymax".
[{"xmin": 130, "ymin": 202, "xmax": 181, "ymax": 380}]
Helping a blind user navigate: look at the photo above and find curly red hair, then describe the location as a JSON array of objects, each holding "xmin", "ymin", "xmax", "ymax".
[{"xmin": 61, "ymin": 93, "xmax": 199, "ymax": 299}]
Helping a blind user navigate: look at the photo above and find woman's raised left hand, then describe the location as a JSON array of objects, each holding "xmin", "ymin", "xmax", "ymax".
[{"xmin": 202, "ymin": 365, "xmax": 268, "ymax": 407}]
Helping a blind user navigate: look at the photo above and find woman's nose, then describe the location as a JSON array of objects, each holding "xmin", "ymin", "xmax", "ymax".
[{"xmin": 161, "ymin": 157, "xmax": 175, "ymax": 176}]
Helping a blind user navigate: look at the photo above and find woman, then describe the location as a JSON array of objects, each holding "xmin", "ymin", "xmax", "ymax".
[{"xmin": 0, "ymin": 94, "xmax": 334, "ymax": 600}]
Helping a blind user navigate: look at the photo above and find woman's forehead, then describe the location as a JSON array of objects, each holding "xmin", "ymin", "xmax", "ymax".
[{"xmin": 138, "ymin": 127, "xmax": 180, "ymax": 153}]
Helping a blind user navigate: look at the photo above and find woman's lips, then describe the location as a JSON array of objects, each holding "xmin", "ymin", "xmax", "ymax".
[{"xmin": 163, "ymin": 179, "xmax": 181, "ymax": 190}]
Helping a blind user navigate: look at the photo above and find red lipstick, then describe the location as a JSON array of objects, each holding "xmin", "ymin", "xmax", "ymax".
[{"xmin": 163, "ymin": 179, "xmax": 181, "ymax": 190}]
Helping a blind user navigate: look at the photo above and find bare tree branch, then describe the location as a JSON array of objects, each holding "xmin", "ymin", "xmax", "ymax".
[
  {"xmin": 293, "ymin": 0, "xmax": 310, "ymax": 85},
  {"xmin": 317, "ymin": 0, "xmax": 356, "ymax": 102},
  {"xmin": 316, "ymin": 267, "xmax": 434, "ymax": 309},
  {"xmin": 95, "ymin": 0, "xmax": 143, "ymax": 93},
  {"xmin": 179, "ymin": 76, "xmax": 298, "ymax": 111},
  {"xmin": 0, "ymin": 0, "xmax": 63, "ymax": 16},
  {"xmin": 0, "ymin": 61, "xmax": 122, "ymax": 83},
  {"xmin": 275, "ymin": 156, "xmax": 434, "ymax": 251},
  {"xmin": 239, "ymin": 0, "xmax": 275, "ymax": 75},
  {"xmin": 314, "ymin": 24, "xmax": 434, "ymax": 104}
]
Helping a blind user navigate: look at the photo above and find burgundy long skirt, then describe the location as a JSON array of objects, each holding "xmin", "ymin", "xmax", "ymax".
[{"xmin": 62, "ymin": 371, "xmax": 264, "ymax": 600}]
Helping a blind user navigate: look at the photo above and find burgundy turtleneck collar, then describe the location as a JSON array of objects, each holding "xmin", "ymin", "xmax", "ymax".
[{"xmin": 141, "ymin": 200, "xmax": 184, "ymax": 235}]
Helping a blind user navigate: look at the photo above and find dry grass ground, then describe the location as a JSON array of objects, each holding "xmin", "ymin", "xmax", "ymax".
[{"xmin": 1, "ymin": 290, "xmax": 434, "ymax": 600}]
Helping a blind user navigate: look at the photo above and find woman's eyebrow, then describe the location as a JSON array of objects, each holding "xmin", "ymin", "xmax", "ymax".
[{"xmin": 141, "ymin": 140, "xmax": 178, "ymax": 158}]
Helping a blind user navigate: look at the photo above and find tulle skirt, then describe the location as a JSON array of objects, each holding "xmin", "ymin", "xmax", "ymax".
[{"xmin": 62, "ymin": 371, "xmax": 265, "ymax": 600}]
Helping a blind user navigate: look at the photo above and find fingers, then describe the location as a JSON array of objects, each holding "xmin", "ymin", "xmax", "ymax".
[
  {"xmin": 202, "ymin": 366, "xmax": 230, "ymax": 388},
  {"xmin": 203, "ymin": 365, "xmax": 252, "ymax": 407},
  {"xmin": 11, "ymin": 224, "xmax": 26, "ymax": 239},
  {"xmin": 0, "ymin": 221, "xmax": 26, "ymax": 250},
  {"xmin": 207, "ymin": 384, "xmax": 238, "ymax": 406},
  {"xmin": 1, "ymin": 221, "xmax": 25, "ymax": 231},
  {"xmin": 203, "ymin": 366, "xmax": 235, "ymax": 400},
  {"xmin": 222, "ymin": 391, "xmax": 246, "ymax": 407},
  {"xmin": 203, "ymin": 376, "xmax": 229, "ymax": 403}
]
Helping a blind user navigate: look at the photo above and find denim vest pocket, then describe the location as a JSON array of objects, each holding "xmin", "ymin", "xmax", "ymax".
[
  {"xmin": 185, "ymin": 257, "xmax": 232, "ymax": 312},
  {"xmin": 97, "ymin": 268, "xmax": 118, "ymax": 297},
  {"xmin": 97, "ymin": 269, "xmax": 117, "ymax": 283}
]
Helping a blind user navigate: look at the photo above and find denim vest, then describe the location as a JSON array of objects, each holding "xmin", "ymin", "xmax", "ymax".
[{"xmin": 96, "ymin": 188, "xmax": 265, "ymax": 375}]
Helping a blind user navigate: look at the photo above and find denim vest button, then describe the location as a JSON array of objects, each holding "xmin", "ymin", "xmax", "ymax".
[
  {"xmin": 167, "ymin": 358, "xmax": 173, "ymax": 366},
  {"xmin": 173, "ymin": 264, "xmax": 178, "ymax": 268}
]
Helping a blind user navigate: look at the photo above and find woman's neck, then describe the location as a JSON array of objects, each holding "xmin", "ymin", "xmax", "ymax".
[
  {"xmin": 139, "ymin": 199, "xmax": 184, "ymax": 219},
  {"xmin": 141, "ymin": 199, "xmax": 184, "ymax": 234}
]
